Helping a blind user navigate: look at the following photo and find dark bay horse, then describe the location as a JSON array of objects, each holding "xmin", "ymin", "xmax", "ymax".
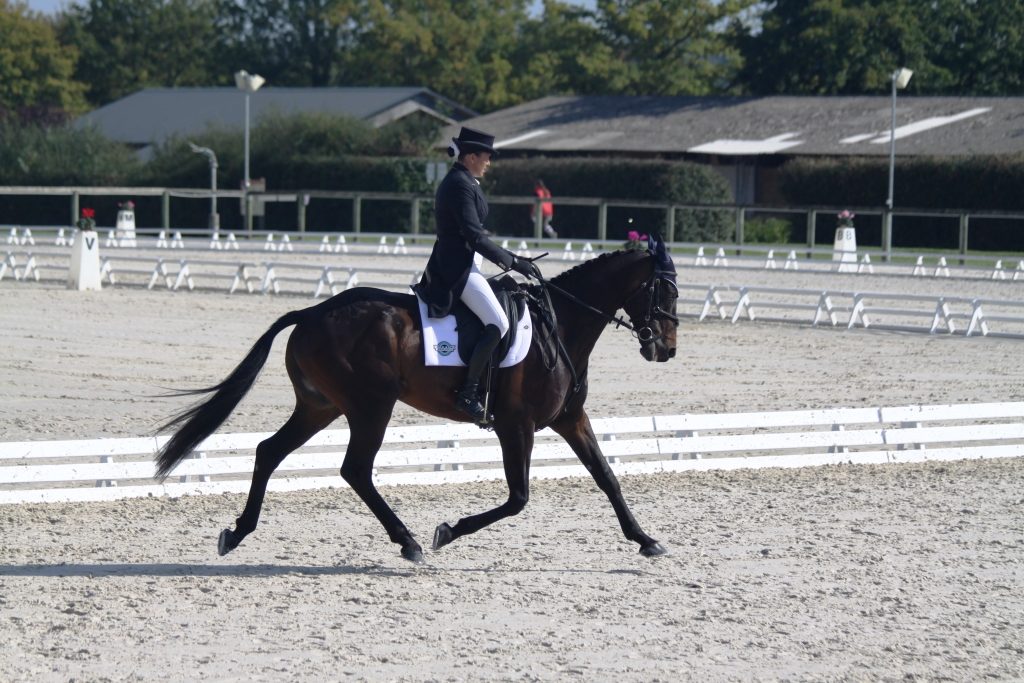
[{"xmin": 155, "ymin": 239, "xmax": 679, "ymax": 563}]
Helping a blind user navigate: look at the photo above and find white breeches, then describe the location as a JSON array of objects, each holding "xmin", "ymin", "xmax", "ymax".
[{"xmin": 460, "ymin": 264, "xmax": 510, "ymax": 337}]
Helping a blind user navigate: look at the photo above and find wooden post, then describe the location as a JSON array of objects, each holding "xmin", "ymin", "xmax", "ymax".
[
  {"xmin": 161, "ymin": 191, "xmax": 170, "ymax": 230},
  {"xmin": 352, "ymin": 195, "xmax": 362, "ymax": 233},
  {"xmin": 958, "ymin": 213, "xmax": 969, "ymax": 266},
  {"xmin": 806, "ymin": 209, "xmax": 816, "ymax": 258}
]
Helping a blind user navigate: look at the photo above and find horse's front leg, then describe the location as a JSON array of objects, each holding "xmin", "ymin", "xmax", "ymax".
[
  {"xmin": 551, "ymin": 411, "xmax": 667, "ymax": 557},
  {"xmin": 432, "ymin": 423, "xmax": 533, "ymax": 551}
]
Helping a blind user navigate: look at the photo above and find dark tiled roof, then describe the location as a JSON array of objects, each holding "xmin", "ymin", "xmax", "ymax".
[
  {"xmin": 453, "ymin": 95, "xmax": 1024, "ymax": 157},
  {"xmin": 78, "ymin": 87, "xmax": 476, "ymax": 148}
]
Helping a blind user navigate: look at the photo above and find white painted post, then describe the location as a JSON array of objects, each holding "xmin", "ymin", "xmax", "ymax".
[
  {"xmin": 832, "ymin": 227, "xmax": 857, "ymax": 273},
  {"xmin": 68, "ymin": 227, "xmax": 102, "ymax": 291}
]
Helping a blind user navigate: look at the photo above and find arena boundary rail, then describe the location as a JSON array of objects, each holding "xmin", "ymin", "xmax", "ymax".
[{"xmin": 1, "ymin": 402, "xmax": 1021, "ymax": 504}]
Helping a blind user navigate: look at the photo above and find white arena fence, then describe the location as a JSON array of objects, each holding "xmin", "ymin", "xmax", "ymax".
[
  {"xmin": 1, "ymin": 402, "xmax": 1022, "ymax": 505},
  {"xmin": 5, "ymin": 224, "xmax": 1024, "ymax": 281},
  {"xmin": 5, "ymin": 232, "xmax": 1024, "ymax": 337},
  {"xmin": 680, "ymin": 284, "xmax": 1024, "ymax": 338}
]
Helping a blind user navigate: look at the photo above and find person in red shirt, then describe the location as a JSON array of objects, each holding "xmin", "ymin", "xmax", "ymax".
[{"xmin": 531, "ymin": 179, "xmax": 557, "ymax": 237}]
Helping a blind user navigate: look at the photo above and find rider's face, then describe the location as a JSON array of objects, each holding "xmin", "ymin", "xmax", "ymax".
[{"xmin": 463, "ymin": 151, "xmax": 492, "ymax": 178}]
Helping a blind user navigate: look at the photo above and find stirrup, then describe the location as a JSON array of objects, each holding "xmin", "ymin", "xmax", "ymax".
[{"xmin": 455, "ymin": 392, "xmax": 487, "ymax": 421}]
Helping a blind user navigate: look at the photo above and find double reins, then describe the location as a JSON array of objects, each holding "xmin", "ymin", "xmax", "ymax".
[{"xmin": 517, "ymin": 252, "xmax": 679, "ymax": 416}]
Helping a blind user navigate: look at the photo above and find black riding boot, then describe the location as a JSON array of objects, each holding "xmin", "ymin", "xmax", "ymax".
[{"xmin": 456, "ymin": 324, "xmax": 502, "ymax": 422}]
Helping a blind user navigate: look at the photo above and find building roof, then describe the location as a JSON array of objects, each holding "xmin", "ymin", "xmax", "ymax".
[
  {"xmin": 79, "ymin": 86, "xmax": 477, "ymax": 152},
  {"xmin": 453, "ymin": 95, "xmax": 1024, "ymax": 158}
]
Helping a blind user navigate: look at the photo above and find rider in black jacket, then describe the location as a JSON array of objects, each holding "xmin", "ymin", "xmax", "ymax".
[{"xmin": 413, "ymin": 127, "xmax": 540, "ymax": 421}]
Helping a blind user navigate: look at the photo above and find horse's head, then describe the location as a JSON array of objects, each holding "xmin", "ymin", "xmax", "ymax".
[{"xmin": 621, "ymin": 234, "xmax": 679, "ymax": 362}]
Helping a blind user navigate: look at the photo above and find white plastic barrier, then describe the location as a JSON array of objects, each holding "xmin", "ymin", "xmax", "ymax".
[{"xmin": 2, "ymin": 402, "xmax": 1022, "ymax": 504}]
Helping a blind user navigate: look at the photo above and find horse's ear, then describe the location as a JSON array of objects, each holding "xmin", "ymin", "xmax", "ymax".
[{"xmin": 648, "ymin": 233, "xmax": 677, "ymax": 283}]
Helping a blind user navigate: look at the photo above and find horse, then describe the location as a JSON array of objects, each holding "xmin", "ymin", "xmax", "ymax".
[{"xmin": 155, "ymin": 237, "xmax": 680, "ymax": 564}]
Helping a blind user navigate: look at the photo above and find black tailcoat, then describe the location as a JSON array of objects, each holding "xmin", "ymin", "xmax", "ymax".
[{"xmin": 414, "ymin": 162, "xmax": 515, "ymax": 317}]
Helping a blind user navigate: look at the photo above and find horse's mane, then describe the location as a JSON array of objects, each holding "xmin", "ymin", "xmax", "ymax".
[{"xmin": 548, "ymin": 248, "xmax": 649, "ymax": 288}]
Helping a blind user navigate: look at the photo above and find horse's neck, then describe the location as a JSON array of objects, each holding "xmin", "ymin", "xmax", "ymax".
[{"xmin": 552, "ymin": 254, "xmax": 650, "ymax": 360}]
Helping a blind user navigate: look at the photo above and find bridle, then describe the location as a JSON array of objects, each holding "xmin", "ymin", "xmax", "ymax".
[
  {"xmin": 622, "ymin": 270, "xmax": 679, "ymax": 344},
  {"xmin": 520, "ymin": 251, "xmax": 679, "ymax": 423},
  {"xmin": 534, "ymin": 267, "xmax": 678, "ymax": 344}
]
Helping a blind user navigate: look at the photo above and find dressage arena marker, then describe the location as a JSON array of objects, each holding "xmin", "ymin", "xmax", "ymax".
[
  {"xmin": 833, "ymin": 227, "xmax": 857, "ymax": 273},
  {"xmin": 2, "ymin": 402, "xmax": 1021, "ymax": 504}
]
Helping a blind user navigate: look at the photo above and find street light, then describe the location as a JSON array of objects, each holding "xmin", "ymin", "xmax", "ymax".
[
  {"xmin": 188, "ymin": 142, "xmax": 219, "ymax": 231},
  {"xmin": 234, "ymin": 70, "xmax": 265, "ymax": 233},
  {"xmin": 886, "ymin": 67, "xmax": 913, "ymax": 211},
  {"xmin": 883, "ymin": 67, "xmax": 912, "ymax": 260}
]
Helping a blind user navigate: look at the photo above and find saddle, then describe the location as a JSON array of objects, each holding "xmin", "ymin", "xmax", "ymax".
[
  {"xmin": 416, "ymin": 275, "xmax": 532, "ymax": 368},
  {"xmin": 450, "ymin": 275, "xmax": 525, "ymax": 364}
]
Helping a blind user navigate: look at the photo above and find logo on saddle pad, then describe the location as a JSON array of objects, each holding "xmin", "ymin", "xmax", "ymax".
[{"xmin": 433, "ymin": 341, "xmax": 457, "ymax": 356}]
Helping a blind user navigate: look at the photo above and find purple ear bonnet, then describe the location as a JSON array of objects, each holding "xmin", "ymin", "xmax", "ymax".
[{"xmin": 648, "ymin": 233, "xmax": 677, "ymax": 284}]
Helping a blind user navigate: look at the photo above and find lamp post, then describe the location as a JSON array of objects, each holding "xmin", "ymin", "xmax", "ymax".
[
  {"xmin": 234, "ymin": 69, "xmax": 265, "ymax": 232},
  {"xmin": 883, "ymin": 67, "xmax": 912, "ymax": 260},
  {"xmin": 188, "ymin": 142, "xmax": 219, "ymax": 231}
]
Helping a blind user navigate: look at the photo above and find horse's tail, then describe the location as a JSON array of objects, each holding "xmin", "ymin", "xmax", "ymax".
[{"xmin": 154, "ymin": 310, "xmax": 303, "ymax": 481}]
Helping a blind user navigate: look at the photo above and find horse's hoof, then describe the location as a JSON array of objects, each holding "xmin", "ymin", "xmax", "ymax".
[
  {"xmin": 640, "ymin": 541, "xmax": 668, "ymax": 557},
  {"xmin": 218, "ymin": 528, "xmax": 241, "ymax": 556},
  {"xmin": 432, "ymin": 522, "xmax": 454, "ymax": 550},
  {"xmin": 401, "ymin": 545, "xmax": 425, "ymax": 564}
]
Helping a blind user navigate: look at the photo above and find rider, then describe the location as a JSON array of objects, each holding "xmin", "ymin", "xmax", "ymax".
[{"xmin": 414, "ymin": 127, "xmax": 540, "ymax": 421}]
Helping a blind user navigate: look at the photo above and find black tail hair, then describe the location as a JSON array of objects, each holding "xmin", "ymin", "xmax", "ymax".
[{"xmin": 154, "ymin": 310, "xmax": 302, "ymax": 481}]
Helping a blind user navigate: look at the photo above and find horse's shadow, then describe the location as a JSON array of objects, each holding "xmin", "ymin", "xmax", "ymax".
[
  {"xmin": 0, "ymin": 562, "xmax": 402, "ymax": 578},
  {"xmin": 0, "ymin": 562, "xmax": 652, "ymax": 578}
]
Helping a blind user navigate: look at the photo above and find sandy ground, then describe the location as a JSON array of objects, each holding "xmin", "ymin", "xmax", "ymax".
[{"xmin": 1, "ymin": 263, "xmax": 1023, "ymax": 682}]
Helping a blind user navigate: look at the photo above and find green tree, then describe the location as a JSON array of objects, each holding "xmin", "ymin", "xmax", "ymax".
[
  {"xmin": 0, "ymin": 0, "xmax": 87, "ymax": 117},
  {"xmin": 507, "ymin": 1, "xmax": 617, "ymax": 99},
  {"xmin": 733, "ymin": 0, "xmax": 1024, "ymax": 96},
  {"xmin": 928, "ymin": 0, "xmax": 1024, "ymax": 95},
  {"xmin": 57, "ymin": 0, "xmax": 219, "ymax": 106},
  {"xmin": 213, "ymin": 0, "xmax": 360, "ymax": 87},
  {"xmin": 343, "ymin": 0, "xmax": 531, "ymax": 111},
  {"xmin": 587, "ymin": 0, "xmax": 756, "ymax": 96},
  {"xmin": 0, "ymin": 120, "xmax": 141, "ymax": 184},
  {"xmin": 732, "ymin": 0, "xmax": 932, "ymax": 94}
]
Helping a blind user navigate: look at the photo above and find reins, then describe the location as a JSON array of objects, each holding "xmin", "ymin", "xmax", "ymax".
[{"xmin": 522, "ymin": 255, "xmax": 679, "ymax": 419}]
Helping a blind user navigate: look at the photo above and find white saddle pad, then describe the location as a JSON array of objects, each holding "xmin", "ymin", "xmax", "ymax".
[{"xmin": 417, "ymin": 295, "xmax": 533, "ymax": 368}]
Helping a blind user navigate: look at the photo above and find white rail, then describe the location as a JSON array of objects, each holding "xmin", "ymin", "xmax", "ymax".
[{"xmin": 2, "ymin": 402, "xmax": 1021, "ymax": 504}]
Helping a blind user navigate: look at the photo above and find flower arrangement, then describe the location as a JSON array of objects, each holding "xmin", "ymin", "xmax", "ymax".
[
  {"xmin": 624, "ymin": 229, "xmax": 648, "ymax": 251},
  {"xmin": 119, "ymin": 200, "xmax": 135, "ymax": 211},
  {"xmin": 76, "ymin": 207, "xmax": 96, "ymax": 231},
  {"xmin": 837, "ymin": 210, "xmax": 855, "ymax": 228}
]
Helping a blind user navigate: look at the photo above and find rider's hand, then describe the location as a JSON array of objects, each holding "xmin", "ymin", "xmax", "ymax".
[{"xmin": 511, "ymin": 257, "xmax": 540, "ymax": 279}]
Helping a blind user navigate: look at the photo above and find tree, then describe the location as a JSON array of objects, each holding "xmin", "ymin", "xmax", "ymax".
[
  {"xmin": 733, "ymin": 0, "xmax": 1024, "ymax": 96},
  {"xmin": 343, "ymin": 0, "xmax": 531, "ymax": 111},
  {"xmin": 732, "ymin": 0, "xmax": 930, "ymax": 94},
  {"xmin": 57, "ymin": 0, "xmax": 219, "ymax": 106},
  {"xmin": 0, "ymin": 1, "xmax": 87, "ymax": 117},
  {"xmin": 213, "ymin": 0, "xmax": 361, "ymax": 87},
  {"xmin": 928, "ymin": 0, "xmax": 1024, "ymax": 95},
  {"xmin": 586, "ymin": 0, "xmax": 756, "ymax": 96}
]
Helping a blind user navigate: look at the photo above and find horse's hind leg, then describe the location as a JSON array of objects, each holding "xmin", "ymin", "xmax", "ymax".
[
  {"xmin": 218, "ymin": 400, "xmax": 339, "ymax": 556},
  {"xmin": 432, "ymin": 424, "xmax": 533, "ymax": 551},
  {"xmin": 339, "ymin": 407, "xmax": 425, "ymax": 563}
]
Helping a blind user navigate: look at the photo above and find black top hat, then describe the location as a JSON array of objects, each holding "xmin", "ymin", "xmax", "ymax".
[{"xmin": 451, "ymin": 127, "xmax": 497, "ymax": 156}]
